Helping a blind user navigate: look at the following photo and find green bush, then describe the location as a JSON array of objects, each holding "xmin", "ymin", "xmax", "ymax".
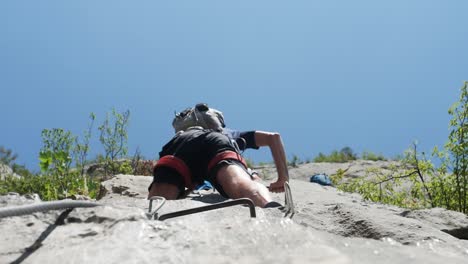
[
  {"xmin": 333, "ymin": 144, "xmax": 426, "ymax": 209},
  {"xmin": 115, "ymin": 160, "xmax": 133, "ymax": 175},
  {"xmin": 0, "ymin": 172, "xmax": 100, "ymax": 200},
  {"xmin": 0, "ymin": 146, "xmax": 18, "ymax": 167},
  {"xmin": 334, "ymin": 143, "xmax": 448, "ymax": 209},
  {"xmin": 39, "ymin": 128, "xmax": 75, "ymax": 175},
  {"xmin": 1, "ymin": 108, "xmax": 135, "ymax": 200},
  {"xmin": 11, "ymin": 164, "xmax": 34, "ymax": 177},
  {"xmin": 436, "ymin": 81, "xmax": 468, "ymax": 213},
  {"xmin": 314, "ymin": 147, "xmax": 358, "ymax": 163},
  {"xmin": 361, "ymin": 151, "xmax": 386, "ymax": 161},
  {"xmin": 334, "ymin": 82, "xmax": 468, "ymax": 213}
]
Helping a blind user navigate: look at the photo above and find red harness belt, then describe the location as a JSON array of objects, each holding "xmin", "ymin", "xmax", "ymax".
[
  {"xmin": 155, "ymin": 151, "xmax": 246, "ymax": 191},
  {"xmin": 155, "ymin": 155, "xmax": 194, "ymax": 190},
  {"xmin": 207, "ymin": 151, "xmax": 247, "ymax": 173}
]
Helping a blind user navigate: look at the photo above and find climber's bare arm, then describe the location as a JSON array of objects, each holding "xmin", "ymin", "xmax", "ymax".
[{"xmin": 254, "ymin": 131, "xmax": 289, "ymax": 192}]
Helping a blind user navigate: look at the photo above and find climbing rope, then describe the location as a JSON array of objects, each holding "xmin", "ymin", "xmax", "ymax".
[
  {"xmin": 0, "ymin": 200, "xmax": 101, "ymax": 218},
  {"xmin": 0, "ymin": 196, "xmax": 257, "ymax": 221}
]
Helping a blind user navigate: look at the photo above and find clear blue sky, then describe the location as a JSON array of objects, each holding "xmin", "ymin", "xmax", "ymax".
[{"xmin": 1, "ymin": 1, "xmax": 467, "ymax": 171}]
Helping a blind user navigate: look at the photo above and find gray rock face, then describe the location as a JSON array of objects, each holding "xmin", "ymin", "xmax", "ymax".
[
  {"xmin": 257, "ymin": 160, "xmax": 404, "ymax": 182},
  {"xmin": 400, "ymin": 208, "xmax": 468, "ymax": 240},
  {"xmin": 98, "ymin": 174, "xmax": 151, "ymax": 200},
  {"xmin": 1, "ymin": 172, "xmax": 468, "ymax": 263}
]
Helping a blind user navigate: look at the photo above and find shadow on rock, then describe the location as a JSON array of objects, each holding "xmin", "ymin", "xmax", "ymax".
[{"xmin": 190, "ymin": 193, "xmax": 228, "ymax": 204}]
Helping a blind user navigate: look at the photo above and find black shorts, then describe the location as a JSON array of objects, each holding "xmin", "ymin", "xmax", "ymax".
[{"xmin": 152, "ymin": 128, "xmax": 247, "ymax": 197}]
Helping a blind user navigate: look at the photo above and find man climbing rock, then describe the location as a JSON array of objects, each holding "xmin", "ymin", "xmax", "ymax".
[{"xmin": 148, "ymin": 104, "xmax": 288, "ymax": 207}]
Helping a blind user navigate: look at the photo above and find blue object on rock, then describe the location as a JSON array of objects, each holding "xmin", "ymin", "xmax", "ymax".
[
  {"xmin": 195, "ymin": 180, "xmax": 213, "ymax": 191},
  {"xmin": 309, "ymin": 174, "xmax": 333, "ymax": 186}
]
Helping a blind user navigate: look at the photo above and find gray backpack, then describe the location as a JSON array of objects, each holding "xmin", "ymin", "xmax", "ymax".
[{"xmin": 172, "ymin": 103, "xmax": 226, "ymax": 133}]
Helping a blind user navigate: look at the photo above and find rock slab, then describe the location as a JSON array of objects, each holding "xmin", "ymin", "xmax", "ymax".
[{"xmin": 1, "ymin": 174, "xmax": 468, "ymax": 263}]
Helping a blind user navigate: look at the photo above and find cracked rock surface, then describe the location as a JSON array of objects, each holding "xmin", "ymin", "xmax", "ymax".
[{"xmin": 1, "ymin": 170, "xmax": 468, "ymax": 263}]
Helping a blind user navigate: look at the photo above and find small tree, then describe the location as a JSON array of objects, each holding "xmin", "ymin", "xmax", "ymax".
[
  {"xmin": 39, "ymin": 128, "xmax": 78, "ymax": 200},
  {"xmin": 74, "ymin": 113, "xmax": 95, "ymax": 177},
  {"xmin": 445, "ymin": 81, "xmax": 468, "ymax": 213},
  {"xmin": 330, "ymin": 82, "xmax": 468, "ymax": 213},
  {"xmin": 334, "ymin": 143, "xmax": 435, "ymax": 209},
  {"xmin": 340, "ymin": 147, "xmax": 357, "ymax": 161},
  {"xmin": 72, "ymin": 113, "xmax": 96, "ymax": 194},
  {"xmin": 98, "ymin": 108, "xmax": 130, "ymax": 175}
]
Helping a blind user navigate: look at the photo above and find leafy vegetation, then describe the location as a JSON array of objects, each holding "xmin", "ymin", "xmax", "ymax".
[
  {"xmin": 0, "ymin": 172, "xmax": 99, "ymax": 200},
  {"xmin": 74, "ymin": 113, "xmax": 95, "ymax": 177},
  {"xmin": 0, "ymin": 108, "xmax": 135, "ymax": 201},
  {"xmin": 331, "ymin": 143, "xmax": 432, "ymax": 208},
  {"xmin": 0, "ymin": 146, "xmax": 18, "ymax": 167},
  {"xmin": 361, "ymin": 151, "xmax": 386, "ymax": 161},
  {"xmin": 1, "ymin": 146, "xmax": 33, "ymax": 177},
  {"xmin": 313, "ymin": 147, "xmax": 387, "ymax": 163},
  {"xmin": 98, "ymin": 108, "xmax": 131, "ymax": 176},
  {"xmin": 314, "ymin": 147, "xmax": 358, "ymax": 163},
  {"xmin": 3, "ymin": 81, "xmax": 468, "ymax": 212},
  {"xmin": 436, "ymin": 80, "xmax": 468, "ymax": 213},
  {"xmin": 332, "ymin": 81, "xmax": 468, "ymax": 214},
  {"xmin": 39, "ymin": 128, "xmax": 75, "ymax": 175}
]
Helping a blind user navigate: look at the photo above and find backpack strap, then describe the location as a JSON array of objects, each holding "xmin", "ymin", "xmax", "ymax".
[
  {"xmin": 155, "ymin": 155, "xmax": 195, "ymax": 191},
  {"xmin": 207, "ymin": 151, "xmax": 247, "ymax": 173}
]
